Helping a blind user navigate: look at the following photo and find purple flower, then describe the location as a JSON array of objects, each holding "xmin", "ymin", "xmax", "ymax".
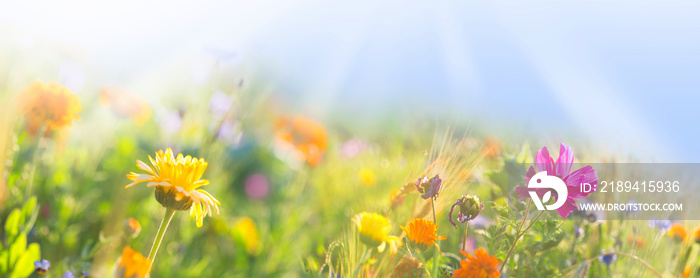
[
  {"xmin": 244, "ymin": 173, "xmax": 270, "ymax": 199},
  {"xmin": 340, "ymin": 138, "xmax": 369, "ymax": 158},
  {"xmin": 648, "ymin": 219, "xmax": 672, "ymax": 232},
  {"xmin": 216, "ymin": 119, "xmax": 243, "ymax": 146},
  {"xmin": 599, "ymin": 250, "xmax": 617, "ymax": 266},
  {"xmin": 460, "ymin": 237, "xmax": 475, "ymax": 253},
  {"xmin": 515, "ymin": 143, "xmax": 598, "ymax": 219},
  {"xmin": 469, "ymin": 215, "xmax": 490, "ymax": 228},
  {"xmin": 63, "ymin": 271, "xmax": 75, "ymax": 278},
  {"xmin": 575, "ymin": 225, "xmax": 584, "ymax": 238},
  {"xmin": 416, "ymin": 174, "xmax": 442, "ymax": 200},
  {"xmin": 209, "ymin": 90, "xmax": 234, "ymax": 117},
  {"xmin": 160, "ymin": 110, "xmax": 183, "ymax": 134},
  {"xmin": 34, "ymin": 259, "xmax": 50, "ymax": 275}
]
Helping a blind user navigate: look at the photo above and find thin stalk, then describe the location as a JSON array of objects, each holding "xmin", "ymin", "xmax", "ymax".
[
  {"xmin": 146, "ymin": 208, "xmax": 176, "ymax": 275},
  {"xmin": 521, "ymin": 210, "xmax": 544, "ymax": 233},
  {"xmin": 431, "ymin": 198, "xmax": 439, "ymax": 277},
  {"xmin": 499, "ymin": 201, "xmax": 538, "ymax": 273},
  {"xmin": 463, "ymin": 221, "xmax": 469, "ymax": 251},
  {"xmin": 25, "ymin": 125, "xmax": 46, "ymax": 199},
  {"xmin": 595, "ymin": 252, "xmax": 661, "ymax": 277}
]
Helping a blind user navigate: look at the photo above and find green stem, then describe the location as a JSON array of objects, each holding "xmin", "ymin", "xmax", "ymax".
[
  {"xmin": 405, "ymin": 237, "xmax": 414, "ymax": 258},
  {"xmin": 463, "ymin": 221, "xmax": 469, "ymax": 251},
  {"xmin": 499, "ymin": 201, "xmax": 539, "ymax": 273},
  {"xmin": 146, "ymin": 208, "xmax": 176, "ymax": 275},
  {"xmin": 431, "ymin": 198, "xmax": 439, "ymax": 277},
  {"xmin": 25, "ymin": 124, "xmax": 46, "ymax": 199},
  {"xmin": 594, "ymin": 252, "xmax": 661, "ymax": 277}
]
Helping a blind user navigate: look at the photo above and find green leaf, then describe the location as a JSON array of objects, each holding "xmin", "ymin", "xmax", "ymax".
[
  {"xmin": 9, "ymin": 243, "xmax": 39, "ymax": 278},
  {"xmin": 21, "ymin": 197, "xmax": 39, "ymax": 234},
  {"xmin": 9, "ymin": 233, "xmax": 26, "ymax": 268},
  {"xmin": 0, "ymin": 250, "xmax": 8, "ymax": 274},
  {"xmin": 5, "ymin": 209, "xmax": 21, "ymax": 240},
  {"xmin": 22, "ymin": 197, "xmax": 37, "ymax": 220},
  {"xmin": 516, "ymin": 143, "xmax": 533, "ymax": 164}
]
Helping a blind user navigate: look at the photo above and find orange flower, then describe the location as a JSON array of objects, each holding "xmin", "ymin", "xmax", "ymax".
[
  {"xmin": 667, "ymin": 223, "xmax": 688, "ymax": 242},
  {"xmin": 274, "ymin": 115, "xmax": 327, "ymax": 166},
  {"xmin": 694, "ymin": 226, "xmax": 700, "ymax": 244},
  {"xmin": 626, "ymin": 235, "xmax": 646, "ymax": 248},
  {"xmin": 100, "ymin": 86, "xmax": 152, "ymax": 125},
  {"xmin": 481, "ymin": 137, "xmax": 502, "ymax": 159},
  {"xmin": 392, "ymin": 257, "xmax": 423, "ymax": 278},
  {"xmin": 124, "ymin": 217, "xmax": 141, "ymax": 238},
  {"xmin": 453, "ymin": 248, "xmax": 500, "ymax": 278},
  {"xmin": 116, "ymin": 246, "xmax": 150, "ymax": 278},
  {"xmin": 401, "ymin": 218, "xmax": 446, "ymax": 253},
  {"xmin": 683, "ymin": 266, "xmax": 691, "ymax": 278},
  {"xmin": 18, "ymin": 81, "xmax": 81, "ymax": 132}
]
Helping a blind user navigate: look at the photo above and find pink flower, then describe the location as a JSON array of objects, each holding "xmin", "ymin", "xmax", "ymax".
[
  {"xmin": 245, "ymin": 173, "xmax": 270, "ymax": 199},
  {"xmin": 515, "ymin": 143, "xmax": 598, "ymax": 219}
]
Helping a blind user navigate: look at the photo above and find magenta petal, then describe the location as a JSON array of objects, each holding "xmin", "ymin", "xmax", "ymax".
[
  {"xmin": 535, "ymin": 146, "xmax": 555, "ymax": 176},
  {"xmin": 556, "ymin": 197, "xmax": 578, "ymax": 219},
  {"xmin": 525, "ymin": 165, "xmax": 536, "ymax": 184},
  {"xmin": 515, "ymin": 187, "xmax": 551, "ymax": 201},
  {"xmin": 515, "ymin": 187, "xmax": 531, "ymax": 201},
  {"xmin": 555, "ymin": 143, "xmax": 574, "ymax": 177},
  {"xmin": 563, "ymin": 166, "xmax": 599, "ymax": 198}
]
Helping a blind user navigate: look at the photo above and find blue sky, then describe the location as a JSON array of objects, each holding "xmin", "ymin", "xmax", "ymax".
[{"xmin": 2, "ymin": 0, "xmax": 698, "ymax": 162}]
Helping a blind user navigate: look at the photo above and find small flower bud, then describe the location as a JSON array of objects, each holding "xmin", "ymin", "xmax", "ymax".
[
  {"xmin": 449, "ymin": 195, "xmax": 484, "ymax": 229},
  {"xmin": 123, "ymin": 217, "xmax": 142, "ymax": 238}
]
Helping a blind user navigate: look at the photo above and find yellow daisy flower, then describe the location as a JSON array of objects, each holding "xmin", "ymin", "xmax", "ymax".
[
  {"xmin": 233, "ymin": 217, "xmax": 261, "ymax": 256},
  {"xmin": 353, "ymin": 212, "xmax": 400, "ymax": 253},
  {"xmin": 126, "ymin": 148, "xmax": 220, "ymax": 227},
  {"xmin": 401, "ymin": 218, "xmax": 447, "ymax": 253},
  {"xmin": 358, "ymin": 168, "xmax": 376, "ymax": 186}
]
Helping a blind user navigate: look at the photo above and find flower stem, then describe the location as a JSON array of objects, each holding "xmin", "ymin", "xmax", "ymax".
[
  {"xmin": 594, "ymin": 252, "xmax": 661, "ymax": 277},
  {"xmin": 25, "ymin": 124, "xmax": 46, "ymax": 199},
  {"xmin": 430, "ymin": 198, "xmax": 439, "ymax": 277},
  {"xmin": 463, "ymin": 220, "xmax": 469, "ymax": 251},
  {"xmin": 499, "ymin": 200, "xmax": 539, "ymax": 273},
  {"xmin": 147, "ymin": 208, "xmax": 176, "ymax": 275}
]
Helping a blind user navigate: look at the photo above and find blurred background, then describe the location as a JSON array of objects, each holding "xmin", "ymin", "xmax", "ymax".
[
  {"xmin": 2, "ymin": 0, "xmax": 699, "ymax": 162},
  {"xmin": 1, "ymin": 1, "xmax": 700, "ymax": 277}
]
